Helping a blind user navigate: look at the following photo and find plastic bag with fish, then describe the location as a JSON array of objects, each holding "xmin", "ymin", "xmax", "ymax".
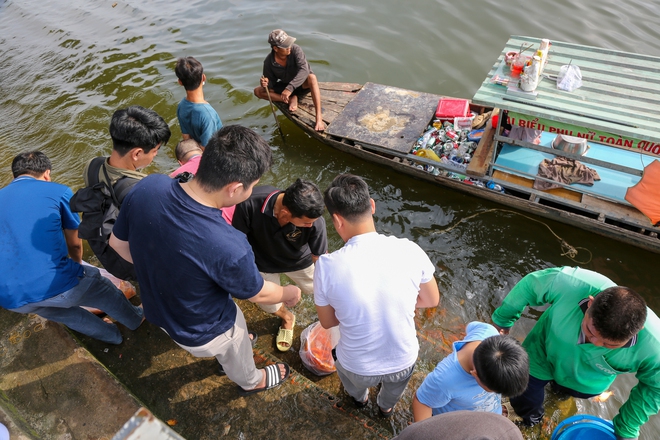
[{"xmin": 299, "ymin": 321, "xmax": 340, "ymax": 376}]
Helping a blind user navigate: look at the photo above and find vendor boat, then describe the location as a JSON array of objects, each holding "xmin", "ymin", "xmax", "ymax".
[{"xmin": 275, "ymin": 36, "xmax": 660, "ymax": 254}]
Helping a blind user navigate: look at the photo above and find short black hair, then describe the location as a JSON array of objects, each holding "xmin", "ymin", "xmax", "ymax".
[
  {"xmin": 282, "ymin": 179, "xmax": 324, "ymax": 219},
  {"xmin": 323, "ymin": 174, "xmax": 372, "ymax": 222},
  {"xmin": 175, "ymin": 56, "xmax": 204, "ymax": 91},
  {"xmin": 175, "ymin": 139, "xmax": 203, "ymax": 162},
  {"xmin": 11, "ymin": 151, "xmax": 52, "ymax": 178},
  {"xmin": 195, "ymin": 125, "xmax": 272, "ymax": 191},
  {"xmin": 473, "ymin": 335, "xmax": 529, "ymax": 398},
  {"xmin": 590, "ymin": 286, "xmax": 647, "ymax": 342},
  {"xmin": 109, "ymin": 105, "xmax": 171, "ymax": 156}
]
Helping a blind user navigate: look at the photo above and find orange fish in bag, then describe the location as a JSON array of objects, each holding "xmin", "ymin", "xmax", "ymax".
[{"xmin": 299, "ymin": 321, "xmax": 340, "ymax": 375}]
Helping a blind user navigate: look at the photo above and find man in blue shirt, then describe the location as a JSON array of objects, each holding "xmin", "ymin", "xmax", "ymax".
[
  {"xmin": 110, "ymin": 125, "xmax": 300, "ymax": 394},
  {"xmin": 175, "ymin": 56, "xmax": 223, "ymax": 147},
  {"xmin": 0, "ymin": 151, "xmax": 144, "ymax": 344}
]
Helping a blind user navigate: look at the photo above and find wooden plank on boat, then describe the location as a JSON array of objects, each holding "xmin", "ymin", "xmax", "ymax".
[
  {"xmin": 493, "ymin": 170, "xmax": 583, "ymax": 202},
  {"xmin": 582, "ymin": 194, "xmax": 659, "ymax": 231},
  {"xmin": 466, "ymin": 109, "xmax": 499, "ymax": 177},
  {"xmin": 325, "ymin": 82, "xmax": 440, "ymax": 154},
  {"xmin": 318, "ymin": 82, "xmax": 362, "ymax": 92}
]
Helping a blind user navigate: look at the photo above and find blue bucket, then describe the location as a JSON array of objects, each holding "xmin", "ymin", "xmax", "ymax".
[{"xmin": 551, "ymin": 415, "xmax": 616, "ymax": 440}]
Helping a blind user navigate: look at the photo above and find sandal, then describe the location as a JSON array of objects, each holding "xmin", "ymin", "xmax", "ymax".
[
  {"xmin": 379, "ymin": 406, "xmax": 394, "ymax": 418},
  {"xmin": 275, "ymin": 315, "xmax": 295, "ymax": 352},
  {"xmin": 352, "ymin": 396, "xmax": 368, "ymax": 408},
  {"xmin": 238, "ymin": 362, "xmax": 290, "ymax": 396}
]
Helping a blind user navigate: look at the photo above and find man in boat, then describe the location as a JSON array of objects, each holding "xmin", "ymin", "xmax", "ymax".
[
  {"xmin": 175, "ymin": 56, "xmax": 223, "ymax": 147},
  {"xmin": 110, "ymin": 125, "xmax": 301, "ymax": 395},
  {"xmin": 0, "ymin": 151, "xmax": 144, "ymax": 344},
  {"xmin": 232, "ymin": 179, "xmax": 327, "ymax": 352},
  {"xmin": 314, "ymin": 174, "xmax": 440, "ymax": 417},
  {"xmin": 254, "ymin": 29, "xmax": 326, "ymax": 132},
  {"xmin": 491, "ymin": 266, "xmax": 660, "ymax": 440},
  {"xmin": 77, "ymin": 105, "xmax": 171, "ymax": 281}
]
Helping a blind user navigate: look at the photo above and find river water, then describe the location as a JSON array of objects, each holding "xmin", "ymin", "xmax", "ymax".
[{"xmin": 1, "ymin": 0, "xmax": 659, "ymax": 438}]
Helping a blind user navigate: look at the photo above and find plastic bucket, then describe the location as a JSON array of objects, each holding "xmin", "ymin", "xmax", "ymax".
[{"xmin": 551, "ymin": 415, "xmax": 615, "ymax": 440}]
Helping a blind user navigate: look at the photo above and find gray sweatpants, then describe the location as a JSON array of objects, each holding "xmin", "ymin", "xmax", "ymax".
[{"xmin": 335, "ymin": 358, "xmax": 415, "ymax": 410}]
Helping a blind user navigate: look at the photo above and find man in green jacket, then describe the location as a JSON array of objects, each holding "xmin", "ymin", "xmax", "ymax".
[{"xmin": 492, "ymin": 266, "xmax": 660, "ymax": 440}]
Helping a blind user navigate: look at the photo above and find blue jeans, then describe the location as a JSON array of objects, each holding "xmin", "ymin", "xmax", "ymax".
[
  {"xmin": 10, "ymin": 265, "xmax": 143, "ymax": 344},
  {"xmin": 510, "ymin": 375, "xmax": 598, "ymax": 426}
]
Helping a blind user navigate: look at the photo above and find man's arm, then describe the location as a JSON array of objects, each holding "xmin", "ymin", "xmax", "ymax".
[
  {"xmin": 412, "ymin": 393, "xmax": 433, "ymax": 422},
  {"xmin": 249, "ymin": 281, "xmax": 301, "ymax": 308},
  {"xmin": 63, "ymin": 229, "xmax": 83, "ymax": 263},
  {"xmin": 316, "ymin": 304, "xmax": 339, "ymax": 329},
  {"xmin": 109, "ymin": 233, "xmax": 133, "ymax": 264},
  {"xmin": 612, "ymin": 378, "xmax": 660, "ymax": 439},
  {"xmin": 415, "ymin": 279, "xmax": 440, "ymax": 309}
]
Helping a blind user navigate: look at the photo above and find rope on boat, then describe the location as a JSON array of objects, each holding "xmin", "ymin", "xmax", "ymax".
[{"xmin": 433, "ymin": 208, "xmax": 593, "ymax": 264}]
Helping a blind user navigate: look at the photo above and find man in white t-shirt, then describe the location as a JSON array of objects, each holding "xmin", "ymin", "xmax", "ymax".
[{"xmin": 314, "ymin": 174, "xmax": 440, "ymax": 417}]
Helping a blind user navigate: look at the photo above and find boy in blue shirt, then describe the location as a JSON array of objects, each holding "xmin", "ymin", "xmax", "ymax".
[
  {"xmin": 412, "ymin": 321, "xmax": 529, "ymax": 422},
  {"xmin": 175, "ymin": 56, "xmax": 223, "ymax": 147}
]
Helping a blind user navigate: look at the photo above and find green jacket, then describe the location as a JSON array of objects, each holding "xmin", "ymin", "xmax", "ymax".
[{"xmin": 492, "ymin": 266, "xmax": 660, "ymax": 439}]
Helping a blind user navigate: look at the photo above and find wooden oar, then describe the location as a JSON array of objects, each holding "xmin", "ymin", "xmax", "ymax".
[{"xmin": 263, "ymin": 78, "xmax": 285, "ymax": 142}]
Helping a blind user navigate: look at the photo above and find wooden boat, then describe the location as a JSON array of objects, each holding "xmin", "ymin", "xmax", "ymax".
[{"xmin": 275, "ymin": 38, "xmax": 660, "ymax": 254}]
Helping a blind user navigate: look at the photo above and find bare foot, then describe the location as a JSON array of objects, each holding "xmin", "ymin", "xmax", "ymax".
[
  {"xmin": 315, "ymin": 118, "xmax": 326, "ymax": 132},
  {"xmin": 288, "ymin": 95, "xmax": 298, "ymax": 112},
  {"xmin": 102, "ymin": 316, "xmax": 115, "ymax": 324}
]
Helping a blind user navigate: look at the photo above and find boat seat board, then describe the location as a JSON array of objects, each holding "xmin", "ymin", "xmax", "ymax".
[
  {"xmin": 289, "ymin": 83, "xmax": 362, "ymax": 126},
  {"xmin": 325, "ymin": 82, "xmax": 441, "ymax": 153},
  {"xmin": 582, "ymin": 194, "xmax": 658, "ymax": 229},
  {"xmin": 495, "ymin": 132, "xmax": 646, "ymax": 203},
  {"xmin": 493, "ymin": 170, "xmax": 583, "ymax": 202},
  {"xmin": 466, "ymin": 109, "xmax": 499, "ymax": 177}
]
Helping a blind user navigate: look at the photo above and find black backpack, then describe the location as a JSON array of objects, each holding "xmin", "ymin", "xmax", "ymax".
[{"xmin": 69, "ymin": 157, "xmax": 139, "ymax": 281}]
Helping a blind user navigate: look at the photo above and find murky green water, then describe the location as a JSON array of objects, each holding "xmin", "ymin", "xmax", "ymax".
[{"xmin": 1, "ymin": 0, "xmax": 659, "ymax": 437}]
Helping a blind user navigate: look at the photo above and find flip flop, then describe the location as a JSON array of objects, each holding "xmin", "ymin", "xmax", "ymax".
[
  {"xmin": 379, "ymin": 406, "xmax": 394, "ymax": 418},
  {"xmin": 238, "ymin": 362, "xmax": 290, "ymax": 396},
  {"xmin": 352, "ymin": 396, "xmax": 368, "ymax": 408},
  {"xmin": 275, "ymin": 315, "xmax": 295, "ymax": 352},
  {"xmin": 218, "ymin": 331, "xmax": 258, "ymax": 376}
]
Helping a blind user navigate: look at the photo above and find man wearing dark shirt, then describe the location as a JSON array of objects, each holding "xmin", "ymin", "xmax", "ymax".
[
  {"xmin": 233, "ymin": 179, "xmax": 327, "ymax": 351},
  {"xmin": 254, "ymin": 29, "xmax": 325, "ymax": 132}
]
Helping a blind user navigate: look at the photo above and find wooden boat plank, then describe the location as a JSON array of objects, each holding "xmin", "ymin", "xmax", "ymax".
[
  {"xmin": 582, "ymin": 194, "xmax": 657, "ymax": 229},
  {"xmin": 325, "ymin": 82, "xmax": 440, "ymax": 154},
  {"xmin": 466, "ymin": 109, "xmax": 499, "ymax": 177},
  {"xmin": 318, "ymin": 82, "xmax": 363, "ymax": 92},
  {"xmin": 493, "ymin": 170, "xmax": 583, "ymax": 202}
]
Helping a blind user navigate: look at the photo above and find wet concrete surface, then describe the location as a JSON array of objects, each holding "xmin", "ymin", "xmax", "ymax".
[{"xmin": 1, "ymin": 296, "xmax": 566, "ymax": 439}]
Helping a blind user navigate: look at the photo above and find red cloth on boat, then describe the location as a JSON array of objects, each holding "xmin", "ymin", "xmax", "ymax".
[{"xmin": 533, "ymin": 157, "xmax": 600, "ymax": 190}]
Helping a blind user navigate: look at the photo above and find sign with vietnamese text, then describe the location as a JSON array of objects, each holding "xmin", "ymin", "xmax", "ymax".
[{"xmin": 508, "ymin": 112, "xmax": 660, "ymax": 158}]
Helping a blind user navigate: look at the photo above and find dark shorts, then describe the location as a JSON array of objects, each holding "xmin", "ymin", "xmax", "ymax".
[{"xmin": 272, "ymin": 83, "xmax": 310, "ymax": 97}]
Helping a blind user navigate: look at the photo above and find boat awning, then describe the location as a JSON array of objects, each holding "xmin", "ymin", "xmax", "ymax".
[{"xmin": 472, "ymin": 36, "xmax": 660, "ymax": 158}]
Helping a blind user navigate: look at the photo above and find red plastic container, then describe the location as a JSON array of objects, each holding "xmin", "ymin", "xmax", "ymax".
[{"xmin": 435, "ymin": 98, "xmax": 470, "ymax": 119}]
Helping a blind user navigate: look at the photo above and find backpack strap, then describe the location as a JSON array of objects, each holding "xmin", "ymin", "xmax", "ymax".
[
  {"xmin": 86, "ymin": 156, "xmax": 106, "ymax": 186},
  {"xmin": 100, "ymin": 164, "xmax": 138, "ymax": 209}
]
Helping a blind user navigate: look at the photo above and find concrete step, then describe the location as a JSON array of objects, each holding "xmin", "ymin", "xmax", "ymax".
[
  {"xmin": 0, "ymin": 300, "xmax": 409, "ymax": 440},
  {"xmin": 0, "ymin": 309, "xmax": 142, "ymax": 439}
]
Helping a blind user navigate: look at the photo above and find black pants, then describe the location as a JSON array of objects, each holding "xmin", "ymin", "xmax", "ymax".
[{"xmin": 510, "ymin": 375, "xmax": 598, "ymax": 426}]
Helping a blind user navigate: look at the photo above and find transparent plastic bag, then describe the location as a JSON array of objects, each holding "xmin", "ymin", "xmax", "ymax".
[
  {"xmin": 299, "ymin": 322, "xmax": 340, "ymax": 376},
  {"xmin": 557, "ymin": 64, "xmax": 582, "ymax": 92},
  {"xmin": 80, "ymin": 261, "xmax": 137, "ymax": 314}
]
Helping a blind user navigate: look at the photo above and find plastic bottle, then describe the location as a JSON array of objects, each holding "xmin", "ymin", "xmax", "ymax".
[{"xmin": 486, "ymin": 181, "xmax": 503, "ymax": 192}]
